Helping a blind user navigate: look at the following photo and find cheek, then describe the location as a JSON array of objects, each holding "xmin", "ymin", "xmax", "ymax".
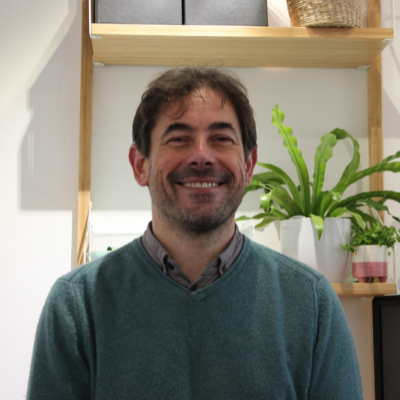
[
  {"xmin": 151, "ymin": 157, "xmax": 177, "ymax": 189},
  {"xmin": 228, "ymin": 152, "xmax": 247, "ymax": 181},
  {"xmin": 157, "ymin": 160, "xmax": 174, "ymax": 183},
  {"xmin": 157, "ymin": 149, "xmax": 187, "ymax": 176},
  {"xmin": 240, "ymin": 164, "xmax": 249, "ymax": 184}
]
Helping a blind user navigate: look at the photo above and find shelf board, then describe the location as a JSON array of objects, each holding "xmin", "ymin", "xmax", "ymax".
[
  {"xmin": 332, "ymin": 283, "xmax": 397, "ymax": 297},
  {"xmin": 90, "ymin": 24, "xmax": 393, "ymax": 68}
]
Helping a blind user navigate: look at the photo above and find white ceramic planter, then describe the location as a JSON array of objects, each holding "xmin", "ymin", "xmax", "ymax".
[
  {"xmin": 280, "ymin": 216, "xmax": 351, "ymax": 282},
  {"xmin": 352, "ymin": 245, "xmax": 388, "ymax": 283}
]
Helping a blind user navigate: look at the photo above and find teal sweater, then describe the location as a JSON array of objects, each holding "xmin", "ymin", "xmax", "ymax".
[{"xmin": 27, "ymin": 238, "xmax": 363, "ymax": 399}]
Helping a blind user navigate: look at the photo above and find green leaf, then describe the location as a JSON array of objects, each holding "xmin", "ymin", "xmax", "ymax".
[
  {"xmin": 392, "ymin": 215, "xmax": 400, "ymax": 223},
  {"xmin": 236, "ymin": 211, "xmax": 284, "ymax": 226},
  {"xmin": 270, "ymin": 186, "xmax": 303, "ymax": 216},
  {"xmin": 362, "ymin": 198, "xmax": 390, "ymax": 212},
  {"xmin": 350, "ymin": 160, "xmax": 400, "ymax": 185},
  {"xmin": 244, "ymin": 179, "xmax": 268, "ymax": 196},
  {"xmin": 312, "ymin": 191, "xmax": 327, "ymax": 215},
  {"xmin": 334, "ymin": 157, "xmax": 400, "ymax": 195},
  {"xmin": 257, "ymin": 161, "xmax": 304, "ymax": 213},
  {"xmin": 260, "ymin": 192, "xmax": 272, "ymax": 212},
  {"xmin": 346, "ymin": 206, "xmax": 377, "ymax": 225},
  {"xmin": 255, "ymin": 217, "xmax": 280, "ymax": 228},
  {"xmin": 271, "ymin": 105, "xmax": 311, "ymax": 216},
  {"xmin": 311, "ymin": 132, "xmax": 338, "ymax": 212},
  {"xmin": 331, "ymin": 191, "xmax": 400, "ymax": 212},
  {"xmin": 358, "ymin": 198, "xmax": 400, "ymax": 224},
  {"xmin": 330, "ymin": 128, "xmax": 361, "ymax": 193},
  {"xmin": 329, "ymin": 207, "xmax": 366, "ymax": 230},
  {"xmin": 252, "ymin": 171, "xmax": 285, "ymax": 186},
  {"xmin": 269, "ymin": 206, "xmax": 289, "ymax": 220},
  {"xmin": 318, "ymin": 191, "xmax": 342, "ymax": 216},
  {"xmin": 235, "ymin": 211, "xmax": 288, "ymax": 221},
  {"xmin": 345, "ymin": 222, "xmax": 400, "ymax": 249},
  {"xmin": 251, "ymin": 213, "xmax": 274, "ymax": 220},
  {"xmin": 310, "ymin": 214, "xmax": 324, "ymax": 240},
  {"xmin": 329, "ymin": 207, "xmax": 348, "ymax": 218},
  {"xmin": 235, "ymin": 215, "xmax": 253, "ymax": 221},
  {"xmin": 378, "ymin": 151, "xmax": 400, "ymax": 165}
]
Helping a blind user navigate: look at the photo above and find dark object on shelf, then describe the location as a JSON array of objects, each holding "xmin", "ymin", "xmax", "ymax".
[
  {"xmin": 184, "ymin": 0, "xmax": 268, "ymax": 26},
  {"xmin": 373, "ymin": 295, "xmax": 400, "ymax": 400},
  {"xmin": 95, "ymin": 0, "xmax": 182, "ymax": 24}
]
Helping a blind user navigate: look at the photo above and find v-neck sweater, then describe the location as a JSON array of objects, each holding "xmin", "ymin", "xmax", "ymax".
[
  {"xmin": 141, "ymin": 222, "xmax": 243, "ymax": 290},
  {"xmin": 27, "ymin": 237, "xmax": 363, "ymax": 400}
]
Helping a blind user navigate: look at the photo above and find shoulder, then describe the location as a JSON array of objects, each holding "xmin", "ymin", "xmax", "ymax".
[
  {"xmin": 242, "ymin": 238, "xmax": 340, "ymax": 304},
  {"xmin": 42, "ymin": 238, "xmax": 152, "ymax": 319},
  {"xmin": 244, "ymin": 237, "xmax": 324, "ymax": 283},
  {"xmin": 57, "ymin": 238, "xmax": 147, "ymax": 287}
]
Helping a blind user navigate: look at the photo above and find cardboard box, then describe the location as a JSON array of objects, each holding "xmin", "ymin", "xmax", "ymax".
[
  {"xmin": 184, "ymin": 0, "xmax": 268, "ymax": 26},
  {"xmin": 95, "ymin": 0, "xmax": 182, "ymax": 24}
]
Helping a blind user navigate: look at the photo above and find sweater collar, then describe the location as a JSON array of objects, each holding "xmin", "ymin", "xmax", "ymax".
[{"xmin": 141, "ymin": 222, "xmax": 243, "ymax": 291}]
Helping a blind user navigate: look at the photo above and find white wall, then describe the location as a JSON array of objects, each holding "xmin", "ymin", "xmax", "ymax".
[
  {"xmin": 0, "ymin": 0, "xmax": 399, "ymax": 399},
  {"xmin": 0, "ymin": 0, "xmax": 81, "ymax": 398}
]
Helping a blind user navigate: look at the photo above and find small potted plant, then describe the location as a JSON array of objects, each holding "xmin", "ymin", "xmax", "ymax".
[{"xmin": 341, "ymin": 222, "xmax": 400, "ymax": 283}]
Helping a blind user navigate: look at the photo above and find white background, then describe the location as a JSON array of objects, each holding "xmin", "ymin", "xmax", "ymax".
[{"xmin": 0, "ymin": 0, "xmax": 399, "ymax": 399}]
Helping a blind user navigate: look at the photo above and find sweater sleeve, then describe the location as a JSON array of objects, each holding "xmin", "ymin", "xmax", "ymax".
[
  {"xmin": 26, "ymin": 278, "xmax": 90, "ymax": 400},
  {"xmin": 308, "ymin": 277, "xmax": 363, "ymax": 400}
]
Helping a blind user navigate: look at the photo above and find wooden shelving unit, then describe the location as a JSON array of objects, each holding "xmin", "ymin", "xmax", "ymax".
[
  {"xmin": 332, "ymin": 283, "xmax": 397, "ymax": 297},
  {"xmin": 91, "ymin": 24, "xmax": 393, "ymax": 68},
  {"xmin": 78, "ymin": 0, "xmax": 397, "ymax": 301}
]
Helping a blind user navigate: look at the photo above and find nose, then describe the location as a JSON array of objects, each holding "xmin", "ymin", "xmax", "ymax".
[{"xmin": 186, "ymin": 136, "xmax": 215, "ymax": 168}]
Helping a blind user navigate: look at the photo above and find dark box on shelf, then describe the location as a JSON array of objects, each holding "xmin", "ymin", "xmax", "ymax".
[
  {"xmin": 95, "ymin": 0, "xmax": 182, "ymax": 24},
  {"xmin": 184, "ymin": 0, "xmax": 268, "ymax": 26}
]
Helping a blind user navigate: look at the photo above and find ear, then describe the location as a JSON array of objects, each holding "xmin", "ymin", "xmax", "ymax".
[
  {"xmin": 129, "ymin": 144, "xmax": 149, "ymax": 187},
  {"xmin": 245, "ymin": 147, "xmax": 257, "ymax": 186}
]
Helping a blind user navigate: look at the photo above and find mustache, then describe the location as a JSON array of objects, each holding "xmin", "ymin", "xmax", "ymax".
[{"xmin": 167, "ymin": 167, "xmax": 232, "ymax": 183}]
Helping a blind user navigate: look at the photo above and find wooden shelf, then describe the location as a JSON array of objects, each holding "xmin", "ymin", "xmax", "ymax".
[
  {"xmin": 90, "ymin": 24, "xmax": 393, "ymax": 68},
  {"xmin": 332, "ymin": 283, "xmax": 397, "ymax": 297}
]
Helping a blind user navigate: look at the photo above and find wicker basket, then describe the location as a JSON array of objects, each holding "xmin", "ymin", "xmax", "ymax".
[{"xmin": 286, "ymin": 0, "xmax": 365, "ymax": 28}]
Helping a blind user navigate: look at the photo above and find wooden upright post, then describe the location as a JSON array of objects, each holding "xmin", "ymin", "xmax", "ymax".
[
  {"xmin": 367, "ymin": 0, "xmax": 384, "ymax": 221},
  {"xmin": 76, "ymin": 0, "xmax": 93, "ymax": 267},
  {"xmin": 368, "ymin": 3, "xmax": 384, "ymax": 397}
]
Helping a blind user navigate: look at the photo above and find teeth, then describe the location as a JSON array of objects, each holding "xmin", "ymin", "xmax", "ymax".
[{"xmin": 183, "ymin": 182, "xmax": 218, "ymax": 188}]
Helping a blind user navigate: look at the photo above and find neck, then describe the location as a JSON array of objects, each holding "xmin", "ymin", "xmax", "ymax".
[{"xmin": 151, "ymin": 210, "xmax": 236, "ymax": 282}]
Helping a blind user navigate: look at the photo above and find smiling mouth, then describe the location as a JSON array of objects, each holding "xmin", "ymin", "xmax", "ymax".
[{"xmin": 181, "ymin": 182, "xmax": 220, "ymax": 188}]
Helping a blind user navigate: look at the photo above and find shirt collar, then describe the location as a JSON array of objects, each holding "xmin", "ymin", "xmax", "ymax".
[{"xmin": 141, "ymin": 222, "xmax": 243, "ymax": 290}]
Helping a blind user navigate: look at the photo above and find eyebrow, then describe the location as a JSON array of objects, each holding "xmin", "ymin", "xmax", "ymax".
[
  {"xmin": 208, "ymin": 122, "xmax": 239, "ymax": 140},
  {"xmin": 161, "ymin": 123, "xmax": 194, "ymax": 140},
  {"xmin": 161, "ymin": 121, "xmax": 239, "ymax": 141}
]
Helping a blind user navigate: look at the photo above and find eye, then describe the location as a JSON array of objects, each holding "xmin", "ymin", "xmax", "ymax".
[
  {"xmin": 167, "ymin": 136, "xmax": 188, "ymax": 147},
  {"xmin": 214, "ymin": 136, "xmax": 234, "ymax": 145}
]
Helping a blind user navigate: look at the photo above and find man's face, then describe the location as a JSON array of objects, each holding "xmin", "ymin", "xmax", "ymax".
[{"xmin": 130, "ymin": 88, "xmax": 257, "ymax": 234}]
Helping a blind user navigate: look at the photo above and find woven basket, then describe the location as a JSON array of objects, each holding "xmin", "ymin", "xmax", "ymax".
[{"xmin": 286, "ymin": 0, "xmax": 365, "ymax": 28}]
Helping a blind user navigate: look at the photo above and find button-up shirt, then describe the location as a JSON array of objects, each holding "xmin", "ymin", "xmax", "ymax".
[{"xmin": 141, "ymin": 223, "xmax": 243, "ymax": 291}]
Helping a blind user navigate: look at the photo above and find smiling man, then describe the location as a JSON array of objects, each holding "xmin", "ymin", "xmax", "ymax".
[
  {"xmin": 129, "ymin": 78, "xmax": 256, "ymax": 285},
  {"xmin": 27, "ymin": 67, "xmax": 363, "ymax": 400}
]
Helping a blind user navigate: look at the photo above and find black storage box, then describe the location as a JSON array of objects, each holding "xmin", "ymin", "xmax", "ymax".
[
  {"xmin": 95, "ymin": 0, "xmax": 182, "ymax": 24},
  {"xmin": 184, "ymin": 0, "xmax": 268, "ymax": 26}
]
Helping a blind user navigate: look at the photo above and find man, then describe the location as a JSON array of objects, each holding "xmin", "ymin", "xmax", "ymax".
[{"xmin": 27, "ymin": 67, "xmax": 363, "ymax": 399}]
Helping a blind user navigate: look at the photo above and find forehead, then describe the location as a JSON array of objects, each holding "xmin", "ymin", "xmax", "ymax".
[{"xmin": 161, "ymin": 88, "xmax": 238, "ymax": 123}]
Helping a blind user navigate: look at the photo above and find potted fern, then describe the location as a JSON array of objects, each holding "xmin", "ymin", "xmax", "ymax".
[{"xmin": 238, "ymin": 104, "xmax": 400, "ymax": 282}]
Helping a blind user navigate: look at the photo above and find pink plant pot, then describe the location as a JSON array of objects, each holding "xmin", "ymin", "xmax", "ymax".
[{"xmin": 352, "ymin": 245, "xmax": 388, "ymax": 283}]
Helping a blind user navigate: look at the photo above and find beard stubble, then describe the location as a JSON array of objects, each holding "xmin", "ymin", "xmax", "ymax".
[{"xmin": 148, "ymin": 164, "xmax": 245, "ymax": 235}]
